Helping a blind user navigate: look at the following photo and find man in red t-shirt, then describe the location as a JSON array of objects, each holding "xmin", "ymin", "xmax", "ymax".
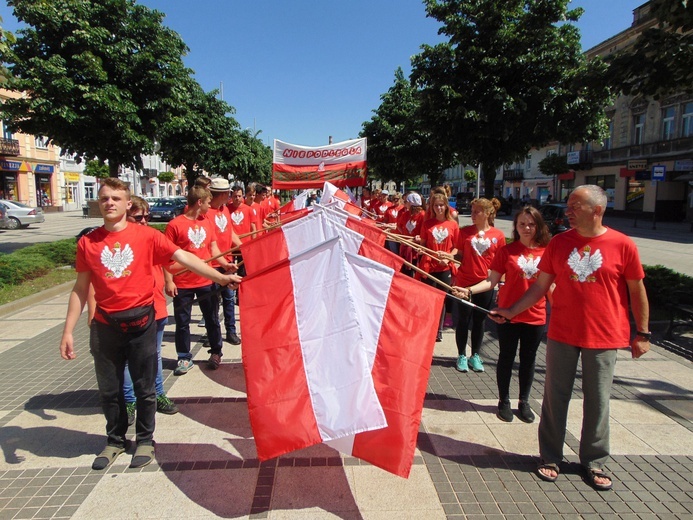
[
  {"xmin": 165, "ymin": 185, "xmax": 237, "ymax": 375},
  {"xmin": 492, "ymin": 185, "xmax": 650, "ymax": 491},
  {"xmin": 60, "ymin": 178, "xmax": 240, "ymax": 471},
  {"xmin": 227, "ymin": 185, "xmax": 257, "ymax": 243},
  {"xmin": 250, "ymin": 184, "xmax": 268, "ymax": 236},
  {"xmin": 207, "ymin": 178, "xmax": 242, "ymax": 345}
]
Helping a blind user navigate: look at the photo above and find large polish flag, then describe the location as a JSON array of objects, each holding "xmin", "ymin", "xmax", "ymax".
[
  {"xmin": 321, "ymin": 181, "xmax": 362, "ymax": 216},
  {"xmin": 239, "ymin": 238, "xmax": 387, "ymax": 460},
  {"xmin": 239, "ymin": 210, "xmax": 401, "ymax": 276},
  {"xmin": 316, "ymin": 204, "xmax": 385, "ymax": 247},
  {"xmin": 325, "ymin": 252, "xmax": 445, "ymax": 477}
]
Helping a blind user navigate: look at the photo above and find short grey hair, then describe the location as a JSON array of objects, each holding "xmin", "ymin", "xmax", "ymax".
[{"xmin": 575, "ymin": 184, "xmax": 607, "ymax": 209}]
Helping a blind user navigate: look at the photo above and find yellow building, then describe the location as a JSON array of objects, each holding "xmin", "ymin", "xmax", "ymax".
[{"xmin": 0, "ymin": 88, "xmax": 61, "ymax": 209}]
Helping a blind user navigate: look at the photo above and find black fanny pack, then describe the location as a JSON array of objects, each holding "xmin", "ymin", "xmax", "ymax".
[{"xmin": 97, "ymin": 305, "xmax": 154, "ymax": 334}]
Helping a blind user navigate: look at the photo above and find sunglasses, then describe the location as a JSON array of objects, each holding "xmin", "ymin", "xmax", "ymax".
[{"xmin": 132, "ymin": 214, "xmax": 151, "ymax": 222}]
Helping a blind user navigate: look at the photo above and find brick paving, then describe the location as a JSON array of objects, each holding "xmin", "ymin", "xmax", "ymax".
[{"xmin": 0, "ymin": 293, "xmax": 691, "ymax": 518}]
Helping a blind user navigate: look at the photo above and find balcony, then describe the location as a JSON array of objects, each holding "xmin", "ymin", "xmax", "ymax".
[
  {"xmin": 593, "ymin": 136, "xmax": 693, "ymax": 163},
  {"xmin": 503, "ymin": 168, "xmax": 524, "ymax": 181},
  {"xmin": 564, "ymin": 150, "xmax": 593, "ymax": 170},
  {"xmin": 0, "ymin": 138, "xmax": 20, "ymax": 156}
]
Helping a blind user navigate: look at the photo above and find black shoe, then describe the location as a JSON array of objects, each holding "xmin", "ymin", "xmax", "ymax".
[
  {"xmin": 497, "ymin": 400, "xmax": 513, "ymax": 422},
  {"xmin": 156, "ymin": 394, "xmax": 179, "ymax": 415},
  {"xmin": 226, "ymin": 332, "xmax": 241, "ymax": 345},
  {"xmin": 518, "ymin": 401, "xmax": 535, "ymax": 423},
  {"xmin": 436, "ymin": 332, "xmax": 443, "ymax": 342}
]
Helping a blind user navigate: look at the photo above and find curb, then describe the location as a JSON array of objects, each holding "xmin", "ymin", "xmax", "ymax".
[{"xmin": 0, "ymin": 280, "xmax": 74, "ymax": 319}]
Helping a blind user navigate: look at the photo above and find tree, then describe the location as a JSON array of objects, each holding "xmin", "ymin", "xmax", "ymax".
[
  {"xmin": 361, "ymin": 67, "xmax": 454, "ymax": 188},
  {"xmin": 83, "ymin": 160, "xmax": 110, "ymax": 179},
  {"xmin": 0, "ymin": 16, "xmax": 15, "ymax": 82},
  {"xmin": 157, "ymin": 171, "xmax": 175, "ymax": 183},
  {"xmin": 538, "ymin": 154, "xmax": 569, "ymax": 177},
  {"xmin": 228, "ymin": 129, "xmax": 272, "ymax": 187},
  {"xmin": 1, "ymin": 0, "xmax": 192, "ymax": 176},
  {"xmin": 605, "ymin": 0, "xmax": 693, "ymax": 99},
  {"xmin": 411, "ymin": 0, "xmax": 611, "ymax": 197}
]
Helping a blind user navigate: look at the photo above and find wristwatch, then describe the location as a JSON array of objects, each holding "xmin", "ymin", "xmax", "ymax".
[{"xmin": 636, "ymin": 331, "xmax": 652, "ymax": 341}]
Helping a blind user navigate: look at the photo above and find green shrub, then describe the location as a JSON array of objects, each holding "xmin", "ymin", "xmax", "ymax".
[
  {"xmin": 0, "ymin": 239, "xmax": 77, "ymax": 288},
  {"xmin": 643, "ymin": 264, "xmax": 693, "ymax": 312}
]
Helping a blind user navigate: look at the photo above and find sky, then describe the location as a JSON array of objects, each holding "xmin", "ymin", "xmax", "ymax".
[{"xmin": 0, "ymin": 0, "xmax": 645, "ymax": 148}]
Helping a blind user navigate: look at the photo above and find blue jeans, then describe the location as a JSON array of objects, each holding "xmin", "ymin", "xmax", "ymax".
[
  {"xmin": 173, "ymin": 284, "xmax": 222, "ymax": 358},
  {"xmin": 124, "ymin": 317, "xmax": 167, "ymax": 403},
  {"xmin": 216, "ymin": 267, "xmax": 236, "ymax": 335}
]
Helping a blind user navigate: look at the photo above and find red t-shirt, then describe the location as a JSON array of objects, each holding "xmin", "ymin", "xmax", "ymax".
[
  {"xmin": 165, "ymin": 214, "xmax": 217, "ymax": 289},
  {"xmin": 384, "ymin": 204, "xmax": 404, "ymax": 225},
  {"xmin": 227, "ymin": 202, "xmax": 255, "ymax": 243},
  {"xmin": 540, "ymin": 228, "xmax": 645, "ymax": 349},
  {"xmin": 491, "ymin": 241, "xmax": 547, "ymax": 325},
  {"xmin": 76, "ymin": 224, "xmax": 179, "ymax": 322},
  {"xmin": 261, "ymin": 196, "xmax": 280, "ymax": 225},
  {"xmin": 250, "ymin": 202, "xmax": 263, "ymax": 233},
  {"xmin": 373, "ymin": 200, "xmax": 392, "ymax": 220},
  {"xmin": 455, "ymin": 225, "xmax": 506, "ymax": 286},
  {"xmin": 206, "ymin": 205, "xmax": 233, "ymax": 265},
  {"xmin": 420, "ymin": 218, "xmax": 459, "ymax": 273},
  {"xmin": 153, "ymin": 267, "xmax": 167, "ymax": 320}
]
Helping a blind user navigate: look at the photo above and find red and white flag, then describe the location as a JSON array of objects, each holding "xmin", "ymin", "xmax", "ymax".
[
  {"xmin": 321, "ymin": 181, "xmax": 362, "ymax": 216},
  {"xmin": 325, "ymin": 252, "xmax": 445, "ymax": 477},
  {"xmin": 316, "ymin": 204, "xmax": 385, "ymax": 247},
  {"xmin": 240, "ymin": 210, "xmax": 401, "ymax": 275},
  {"xmin": 279, "ymin": 190, "xmax": 309, "ymax": 214},
  {"xmin": 240, "ymin": 238, "xmax": 387, "ymax": 460}
]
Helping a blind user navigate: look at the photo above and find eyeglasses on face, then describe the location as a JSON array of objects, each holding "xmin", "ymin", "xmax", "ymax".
[{"xmin": 132, "ymin": 213, "xmax": 151, "ymax": 222}]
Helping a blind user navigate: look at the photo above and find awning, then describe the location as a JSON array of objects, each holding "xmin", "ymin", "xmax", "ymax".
[
  {"xmin": 558, "ymin": 170, "xmax": 575, "ymax": 180},
  {"xmin": 620, "ymin": 168, "xmax": 636, "ymax": 178}
]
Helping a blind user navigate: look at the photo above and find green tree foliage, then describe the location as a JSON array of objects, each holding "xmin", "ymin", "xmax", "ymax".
[
  {"xmin": 83, "ymin": 160, "xmax": 110, "ymax": 179},
  {"xmin": 1, "ymin": 0, "xmax": 192, "ymax": 176},
  {"xmin": 229, "ymin": 129, "xmax": 272, "ymax": 187},
  {"xmin": 410, "ymin": 0, "xmax": 611, "ymax": 197},
  {"xmin": 463, "ymin": 169, "xmax": 477, "ymax": 183},
  {"xmin": 157, "ymin": 171, "xmax": 175, "ymax": 183},
  {"xmin": 538, "ymin": 154, "xmax": 569, "ymax": 177},
  {"xmin": 605, "ymin": 0, "xmax": 693, "ymax": 100},
  {"xmin": 361, "ymin": 68, "xmax": 455, "ymax": 187},
  {"xmin": 158, "ymin": 78, "xmax": 240, "ymax": 186},
  {"xmin": 0, "ymin": 16, "xmax": 15, "ymax": 82}
]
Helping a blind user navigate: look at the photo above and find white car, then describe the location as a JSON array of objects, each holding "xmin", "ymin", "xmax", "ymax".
[{"xmin": 0, "ymin": 199, "xmax": 46, "ymax": 229}]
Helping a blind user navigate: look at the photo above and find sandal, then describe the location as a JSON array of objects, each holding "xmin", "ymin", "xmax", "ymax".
[
  {"xmin": 130, "ymin": 444, "xmax": 155, "ymax": 469},
  {"xmin": 536, "ymin": 462, "xmax": 559, "ymax": 482},
  {"xmin": 92, "ymin": 445, "xmax": 125, "ymax": 470},
  {"xmin": 584, "ymin": 467, "xmax": 613, "ymax": 491}
]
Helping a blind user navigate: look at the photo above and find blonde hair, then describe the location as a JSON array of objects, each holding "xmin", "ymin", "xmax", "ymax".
[
  {"xmin": 471, "ymin": 197, "xmax": 501, "ymax": 226},
  {"xmin": 426, "ymin": 192, "xmax": 455, "ymax": 221},
  {"xmin": 128, "ymin": 195, "xmax": 149, "ymax": 215}
]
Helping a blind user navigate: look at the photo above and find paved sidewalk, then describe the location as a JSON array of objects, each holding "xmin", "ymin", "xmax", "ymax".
[{"xmin": 0, "ymin": 288, "xmax": 691, "ymax": 519}]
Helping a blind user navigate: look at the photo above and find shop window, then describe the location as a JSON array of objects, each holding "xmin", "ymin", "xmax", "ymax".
[
  {"xmin": 585, "ymin": 175, "xmax": 616, "ymax": 208},
  {"xmin": 633, "ymin": 113, "xmax": 646, "ymax": 145},
  {"xmin": 626, "ymin": 178, "xmax": 645, "ymax": 211},
  {"xmin": 661, "ymin": 106, "xmax": 676, "ymax": 141}
]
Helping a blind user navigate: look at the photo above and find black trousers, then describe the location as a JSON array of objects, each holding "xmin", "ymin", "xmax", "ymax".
[
  {"xmin": 496, "ymin": 322, "xmax": 544, "ymax": 402},
  {"xmin": 454, "ymin": 290, "xmax": 494, "ymax": 356},
  {"xmin": 90, "ymin": 318, "xmax": 157, "ymax": 447}
]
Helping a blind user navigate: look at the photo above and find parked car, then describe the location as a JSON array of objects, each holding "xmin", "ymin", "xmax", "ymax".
[
  {"xmin": 149, "ymin": 198, "xmax": 185, "ymax": 221},
  {"xmin": 495, "ymin": 196, "xmax": 513, "ymax": 216},
  {"xmin": 455, "ymin": 192, "xmax": 474, "ymax": 214},
  {"xmin": 0, "ymin": 199, "xmax": 46, "ymax": 229},
  {"xmin": 0, "ymin": 203, "xmax": 8, "ymax": 229},
  {"xmin": 448, "ymin": 197, "xmax": 457, "ymax": 210},
  {"xmin": 538, "ymin": 203, "xmax": 569, "ymax": 235}
]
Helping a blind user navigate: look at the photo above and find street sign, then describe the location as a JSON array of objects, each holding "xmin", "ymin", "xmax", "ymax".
[{"xmin": 652, "ymin": 164, "xmax": 666, "ymax": 181}]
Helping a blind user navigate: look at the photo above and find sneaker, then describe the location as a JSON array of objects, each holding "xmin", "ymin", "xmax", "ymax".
[
  {"xmin": 518, "ymin": 401, "xmax": 535, "ymax": 423},
  {"xmin": 198, "ymin": 317, "xmax": 206, "ymax": 327},
  {"xmin": 126, "ymin": 402, "xmax": 136, "ymax": 426},
  {"xmin": 226, "ymin": 332, "xmax": 241, "ymax": 345},
  {"xmin": 173, "ymin": 359, "xmax": 194, "ymax": 375},
  {"xmin": 208, "ymin": 353, "xmax": 222, "ymax": 370},
  {"xmin": 455, "ymin": 355, "xmax": 468, "ymax": 373},
  {"xmin": 156, "ymin": 394, "xmax": 179, "ymax": 415},
  {"xmin": 497, "ymin": 400, "xmax": 513, "ymax": 422},
  {"xmin": 469, "ymin": 353, "xmax": 484, "ymax": 372}
]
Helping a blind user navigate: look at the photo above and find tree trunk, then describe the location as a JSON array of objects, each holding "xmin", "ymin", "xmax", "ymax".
[
  {"xmin": 109, "ymin": 161, "xmax": 120, "ymax": 178},
  {"xmin": 482, "ymin": 164, "xmax": 496, "ymax": 199}
]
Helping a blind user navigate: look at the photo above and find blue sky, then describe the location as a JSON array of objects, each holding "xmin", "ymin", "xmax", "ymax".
[{"xmin": 1, "ymin": 0, "xmax": 643, "ymax": 148}]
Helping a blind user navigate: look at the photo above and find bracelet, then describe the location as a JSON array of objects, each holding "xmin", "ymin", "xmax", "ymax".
[{"xmin": 636, "ymin": 330, "xmax": 652, "ymax": 340}]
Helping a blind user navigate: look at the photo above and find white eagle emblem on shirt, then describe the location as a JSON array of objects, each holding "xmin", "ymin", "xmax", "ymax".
[
  {"xmin": 431, "ymin": 226, "xmax": 449, "ymax": 244},
  {"xmin": 231, "ymin": 211, "xmax": 244, "ymax": 226},
  {"xmin": 188, "ymin": 226, "xmax": 206, "ymax": 249},
  {"xmin": 568, "ymin": 245, "xmax": 602, "ymax": 282},
  {"xmin": 101, "ymin": 242, "xmax": 134, "ymax": 278},
  {"xmin": 379, "ymin": 204, "xmax": 389, "ymax": 214},
  {"xmin": 517, "ymin": 254, "xmax": 541, "ymax": 279},
  {"xmin": 406, "ymin": 219, "xmax": 417, "ymax": 233},
  {"xmin": 215, "ymin": 213, "xmax": 228, "ymax": 232},
  {"xmin": 471, "ymin": 231, "xmax": 491, "ymax": 256},
  {"xmin": 390, "ymin": 209, "xmax": 398, "ymax": 219}
]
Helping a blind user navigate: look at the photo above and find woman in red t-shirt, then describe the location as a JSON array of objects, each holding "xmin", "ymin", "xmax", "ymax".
[
  {"xmin": 416, "ymin": 192, "xmax": 459, "ymax": 341},
  {"xmin": 397, "ymin": 192, "xmax": 426, "ymax": 274},
  {"xmin": 453, "ymin": 198, "xmax": 505, "ymax": 373},
  {"xmin": 455, "ymin": 206, "xmax": 550, "ymax": 423}
]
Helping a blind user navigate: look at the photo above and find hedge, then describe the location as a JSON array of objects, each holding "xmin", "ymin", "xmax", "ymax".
[{"xmin": 0, "ymin": 239, "xmax": 77, "ymax": 288}]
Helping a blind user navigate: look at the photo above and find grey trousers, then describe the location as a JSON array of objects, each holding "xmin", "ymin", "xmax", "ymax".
[{"xmin": 538, "ymin": 339, "xmax": 618, "ymax": 470}]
